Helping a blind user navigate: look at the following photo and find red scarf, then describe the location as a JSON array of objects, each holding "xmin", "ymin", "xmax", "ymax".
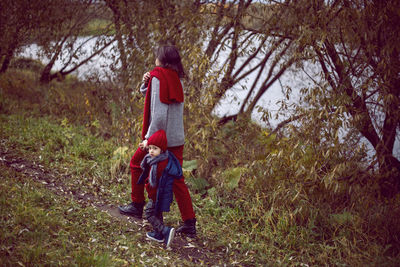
[{"xmin": 142, "ymin": 67, "xmax": 184, "ymax": 139}]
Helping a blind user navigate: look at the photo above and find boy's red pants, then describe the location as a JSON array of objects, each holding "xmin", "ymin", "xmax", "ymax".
[{"xmin": 129, "ymin": 145, "xmax": 195, "ymax": 221}]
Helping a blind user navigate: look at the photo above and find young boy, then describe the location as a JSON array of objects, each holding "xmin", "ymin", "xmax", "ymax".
[{"xmin": 137, "ymin": 129, "xmax": 183, "ymax": 248}]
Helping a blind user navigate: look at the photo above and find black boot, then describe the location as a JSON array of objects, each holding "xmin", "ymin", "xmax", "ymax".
[
  {"xmin": 144, "ymin": 200, "xmax": 176, "ymax": 248},
  {"xmin": 118, "ymin": 202, "xmax": 145, "ymax": 218},
  {"xmin": 176, "ymin": 218, "xmax": 196, "ymax": 237}
]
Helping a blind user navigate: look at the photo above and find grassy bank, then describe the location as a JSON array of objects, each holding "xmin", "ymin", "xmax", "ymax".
[{"xmin": 1, "ymin": 67, "xmax": 399, "ymax": 266}]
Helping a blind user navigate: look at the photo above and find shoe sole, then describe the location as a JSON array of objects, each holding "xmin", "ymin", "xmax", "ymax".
[
  {"xmin": 118, "ymin": 209, "xmax": 142, "ymax": 219},
  {"xmin": 165, "ymin": 228, "xmax": 175, "ymax": 248},
  {"xmin": 176, "ymin": 230, "xmax": 196, "ymax": 238},
  {"xmin": 146, "ymin": 232, "xmax": 164, "ymax": 243}
]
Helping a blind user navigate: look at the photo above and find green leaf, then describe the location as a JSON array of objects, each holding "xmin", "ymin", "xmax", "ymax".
[
  {"xmin": 182, "ymin": 160, "xmax": 197, "ymax": 171},
  {"xmin": 112, "ymin": 146, "xmax": 129, "ymax": 159},
  {"xmin": 186, "ymin": 177, "xmax": 209, "ymax": 193},
  {"xmin": 223, "ymin": 167, "xmax": 243, "ymax": 190}
]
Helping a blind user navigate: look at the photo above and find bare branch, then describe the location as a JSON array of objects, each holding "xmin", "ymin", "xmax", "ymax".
[{"xmin": 269, "ymin": 114, "xmax": 305, "ymax": 136}]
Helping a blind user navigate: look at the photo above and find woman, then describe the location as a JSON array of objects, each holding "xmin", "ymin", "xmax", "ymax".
[{"xmin": 119, "ymin": 44, "xmax": 196, "ymax": 237}]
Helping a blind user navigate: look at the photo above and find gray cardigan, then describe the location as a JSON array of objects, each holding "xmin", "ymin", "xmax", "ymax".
[{"xmin": 140, "ymin": 77, "xmax": 185, "ymax": 147}]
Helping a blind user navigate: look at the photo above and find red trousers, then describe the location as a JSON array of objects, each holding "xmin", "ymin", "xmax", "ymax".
[{"xmin": 129, "ymin": 145, "xmax": 195, "ymax": 221}]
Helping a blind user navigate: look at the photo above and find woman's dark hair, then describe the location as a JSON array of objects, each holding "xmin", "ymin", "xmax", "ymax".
[{"xmin": 155, "ymin": 44, "xmax": 185, "ymax": 78}]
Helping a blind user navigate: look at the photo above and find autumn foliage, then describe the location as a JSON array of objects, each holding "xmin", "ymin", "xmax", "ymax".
[{"xmin": 1, "ymin": 0, "xmax": 399, "ymax": 265}]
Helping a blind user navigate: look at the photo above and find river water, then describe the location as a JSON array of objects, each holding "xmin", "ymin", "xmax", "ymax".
[
  {"xmin": 19, "ymin": 38, "xmax": 295, "ymax": 126},
  {"xmin": 19, "ymin": 39, "xmax": 399, "ymax": 160}
]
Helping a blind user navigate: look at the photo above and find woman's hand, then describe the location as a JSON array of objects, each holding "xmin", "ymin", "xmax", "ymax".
[
  {"xmin": 142, "ymin": 72, "xmax": 151, "ymax": 85},
  {"xmin": 139, "ymin": 139, "xmax": 148, "ymax": 150}
]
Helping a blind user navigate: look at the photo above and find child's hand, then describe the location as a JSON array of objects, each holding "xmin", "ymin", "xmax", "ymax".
[
  {"xmin": 139, "ymin": 139, "xmax": 148, "ymax": 150},
  {"xmin": 142, "ymin": 72, "xmax": 151, "ymax": 85}
]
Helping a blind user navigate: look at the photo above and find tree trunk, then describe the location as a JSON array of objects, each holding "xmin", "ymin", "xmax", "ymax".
[
  {"xmin": 0, "ymin": 51, "xmax": 12, "ymax": 73},
  {"xmin": 0, "ymin": 29, "xmax": 20, "ymax": 73},
  {"xmin": 40, "ymin": 58, "xmax": 57, "ymax": 84},
  {"xmin": 108, "ymin": 1, "xmax": 128, "ymax": 88},
  {"xmin": 39, "ymin": 37, "xmax": 66, "ymax": 84},
  {"xmin": 376, "ymin": 77, "xmax": 400, "ymax": 197},
  {"xmin": 376, "ymin": 147, "xmax": 400, "ymax": 197}
]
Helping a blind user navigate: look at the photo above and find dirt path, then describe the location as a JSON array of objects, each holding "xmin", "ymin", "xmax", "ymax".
[{"xmin": 0, "ymin": 148, "xmax": 219, "ymax": 265}]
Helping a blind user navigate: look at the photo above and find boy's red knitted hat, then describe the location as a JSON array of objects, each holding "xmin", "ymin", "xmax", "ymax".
[{"xmin": 148, "ymin": 129, "xmax": 167, "ymax": 151}]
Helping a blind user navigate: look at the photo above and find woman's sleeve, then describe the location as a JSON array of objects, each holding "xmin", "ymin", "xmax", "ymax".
[
  {"xmin": 140, "ymin": 83, "xmax": 147, "ymax": 96},
  {"xmin": 145, "ymin": 77, "xmax": 168, "ymax": 139}
]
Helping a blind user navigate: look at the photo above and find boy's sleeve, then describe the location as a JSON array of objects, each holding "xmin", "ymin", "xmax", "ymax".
[{"xmin": 145, "ymin": 77, "xmax": 168, "ymax": 139}]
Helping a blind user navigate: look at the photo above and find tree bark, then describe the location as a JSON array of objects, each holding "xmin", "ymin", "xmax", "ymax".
[
  {"xmin": 107, "ymin": 0, "xmax": 128, "ymax": 88},
  {"xmin": 39, "ymin": 37, "xmax": 66, "ymax": 83},
  {"xmin": 0, "ymin": 28, "xmax": 21, "ymax": 73}
]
